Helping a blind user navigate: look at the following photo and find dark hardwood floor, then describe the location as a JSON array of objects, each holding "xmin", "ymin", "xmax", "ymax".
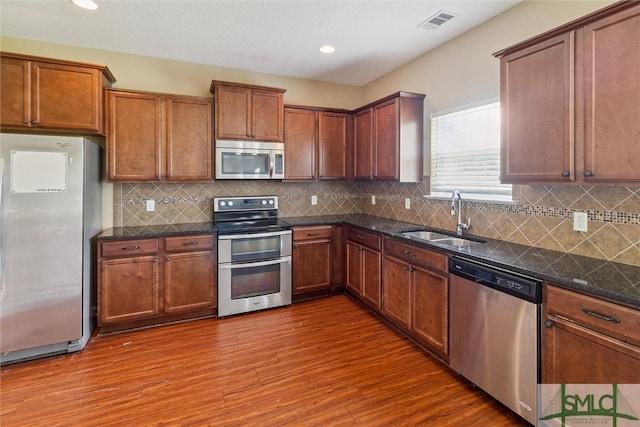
[{"xmin": 1, "ymin": 295, "xmax": 529, "ymax": 426}]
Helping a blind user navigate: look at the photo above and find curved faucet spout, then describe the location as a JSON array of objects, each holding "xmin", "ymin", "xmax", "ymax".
[{"xmin": 450, "ymin": 190, "xmax": 470, "ymax": 236}]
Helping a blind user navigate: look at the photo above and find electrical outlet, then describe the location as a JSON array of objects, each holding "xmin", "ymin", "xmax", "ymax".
[
  {"xmin": 311, "ymin": 195, "xmax": 318, "ymax": 205},
  {"xmin": 371, "ymin": 195, "xmax": 376, "ymax": 205},
  {"xmin": 404, "ymin": 198, "xmax": 411, "ymax": 209},
  {"xmin": 573, "ymin": 212, "xmax": 588, "ymax": 232},
  {"xmin": 146, "ymin": 199, "xmax": 155, "ymax": 212}
]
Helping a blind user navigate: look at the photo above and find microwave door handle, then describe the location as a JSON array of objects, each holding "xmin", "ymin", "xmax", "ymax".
[{"xmin": 269, "ymin": 154, "xmax": 274, "ymax": 178}]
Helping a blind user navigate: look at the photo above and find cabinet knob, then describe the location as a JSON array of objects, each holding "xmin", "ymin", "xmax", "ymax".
[
  {"xmin": 561, "ymin": 171, "xmax": 570, "ymax": 178},
  {"xmin": 153, "ymin": 257, "xmax": 158, "ymax": 263},
  {"xmin": 31, "ymin": 120, "xmax": 39, "ymax": 124},
  {"xmin": 403, "ymin": 250, "xmax": 416, "ymax": 257},
  {"xmin": 584, "ymin": 170, "xmax": 593, "ymax": 177},
  {"xmin": 23, "ymin": 119, "xmax": 29, "ymax": 124},
  {"xmin": 166, "ymin": 256, "xmax": 171, "ymax": 261},
  {"xmin": 246, "ymin": 134, "xmax": 252, "ymax": 138},
  {"xmin": 544, "ymin": 321, "xmax": 553, "ymax": 328},
  {"xmin": 293, "ymin": 244, "xmax": 298, "ymax": 249}
]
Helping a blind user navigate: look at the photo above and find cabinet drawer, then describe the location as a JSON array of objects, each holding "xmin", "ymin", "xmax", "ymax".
[
  {"xmin": 546, "ymin": 285, "xmax": 640, "ymax": 344},
  {"xmin": 383, "ymin": 238, "xmax": 447, "ymax": 273},
  {"xmin": 293, "ymin": 226, "xmax": 333, "ymax": 241},
  {"xmin": 165, "ymin": 234, "xmax": 215, "ymax": 252},
  {"xmin": 346, "ymin": 227, "xmax": 381, "ymax": 251},
  {"xmin": 100, "ymin": 239, "xmax": 159, "ymax": 258}
]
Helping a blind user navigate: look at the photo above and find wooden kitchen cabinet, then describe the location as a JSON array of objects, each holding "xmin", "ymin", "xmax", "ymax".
[
  {"xmin": 353, "ymin": 92, "xmax": 425, "ymax": 182},
  {"xmin": 106, "ymin": 89, "xmax": 213, "ymax": 181},
  {"xmin": 382, "ymin": 237, "xmax": 449, "ymax": 357},
  {"xmin": 98, "ymin": 234, "xmax": 217, "ymax": 333},
  {"xmin": 345, "ymin": 226, "xmax": 382, "ymax": 310},
  {"xmin": 211, "ymin": 80, "xmax": 285, "ymax": 142},
  {"xmin": 543, "ymin": 284, "xmax": 640, "ymax": 384},
  {"xmin": 292, "ymin": 225, "xmax": 344, "ymax": 299},
  {"xmin": 496, "ymin": 2, "xmax": 640, "ymax": 184},
  {"xmin": 0, "ymin": 52, "xmax": 116, "ymax": 134},
  {"xmin": 284, "ymin": 106, "xmax": 350, "ymax": 180}
]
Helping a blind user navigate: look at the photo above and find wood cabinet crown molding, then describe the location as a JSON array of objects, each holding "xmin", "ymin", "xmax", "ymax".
[
  {"xmin": 493, "ymin": 0, "xmax": 637, "ymax": 59},
  {"xmin": 209, "ymin": 79, "xmax": 286, "ymax": 95}
]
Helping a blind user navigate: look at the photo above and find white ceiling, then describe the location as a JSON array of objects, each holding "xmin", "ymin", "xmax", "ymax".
[{"xmin": 0, "ymin": 0, "xmax": 522, "ymax": 86}]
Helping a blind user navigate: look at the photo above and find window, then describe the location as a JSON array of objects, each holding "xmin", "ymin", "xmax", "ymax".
[{"xmin": 430, "ymin": 100, "xmax": 511, "ymax": 201}]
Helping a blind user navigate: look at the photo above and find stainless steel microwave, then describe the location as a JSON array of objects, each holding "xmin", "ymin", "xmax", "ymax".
[{"xmin": 215, "ymin": 140, "xmax": 285, "ymax": 180}]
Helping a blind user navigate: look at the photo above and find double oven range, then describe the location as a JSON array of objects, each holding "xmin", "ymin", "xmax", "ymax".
[{"xmin": 214, "ymin": 196, "xmax": 292, "ymax": 317}]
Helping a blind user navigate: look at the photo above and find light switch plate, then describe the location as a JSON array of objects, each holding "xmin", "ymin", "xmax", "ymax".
[
  {"xmin": 404, "ymin": 198, "xmax": 411, "ymax": 209},
  {"xmin": 371, "ymin": 195, "xmax": 376, "ymax": 205},
  {"xmin": 573, "ymin": 212, "xmax": 588, "ymax": 232},
  {"xmin": 146, "ymin": 199, "xmax": 155, "ymax": 212},
  {"xmin": 311, "ymin": 195, "xmax": 318, "ymax": 205}
]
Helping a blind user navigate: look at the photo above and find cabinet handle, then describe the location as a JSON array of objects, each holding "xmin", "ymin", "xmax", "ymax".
[
  {"xmin": 358, "ymin": 246, "xmax": 363, "ymax": 252},
  {"xmin": 545, "ymin": 320, "xmax": 553, "ymax": 328},
  {"xmin": 306, "ymin": 232, "xmax": 320, "ymax": 236},
  {"xmin": 561, "ymin": 171, "xmax": 570, "ymax": 177},
  {"xmin": 182, "ymin": 241, "xmax": 199, "ymax": 246},
  {"xmin": 31, "ymin": 120, "xmax": 39, "ymax": 124},
  {"xmin": 403, "ymin": 250, "xmax": 416, "ymax": 257},
  {"xmin": 581, "ymin": 308, "xmax": 621, "ymax": 323},
  {"xmin": 356, "ymin": 235, "xmax": 365, "ymax": 240},
  {"xmin": 121, "ymin": 245, "xmax": 141, "ymax": 251},
  {"xmin": 404, "ymin": 265, "xmax": 411, "ymax": 271},
  {"xmin": 584, "ymin": 170, "xmax": 593, "ymax": 177}
]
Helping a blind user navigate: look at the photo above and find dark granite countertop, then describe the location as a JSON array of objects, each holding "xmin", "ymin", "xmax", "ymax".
[
  {"xmin": 282, "ymin": 214, "xmax": 640, "ymax": 309},
  {"xmin": 97, "ymin": 215, "xmax": 640, "ymax": 308},
  {"xmin": 97, "ymin": 222, "xmax": 217, "ymax": 240}
]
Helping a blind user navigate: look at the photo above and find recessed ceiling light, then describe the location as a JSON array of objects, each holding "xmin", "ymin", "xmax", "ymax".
[
  {"xmin": 319, "ymin": 45, "xmax": 336, "ymax": 54},
  {"xmin": 71, "ymin": 0, "xmax": 98, "ymax": 10}
]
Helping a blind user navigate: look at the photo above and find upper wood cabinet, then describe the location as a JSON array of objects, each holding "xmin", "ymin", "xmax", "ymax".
[
  {"xmin": 353, "ymin": 92, "xmax": 425, "ymax": 182},
  {"xmin": 106, "ymin": 89, "xmax": 213, "ymax": 182},
  {"xmin": 0, "ymin": 52, "xmax": 116, "ymax": 134},
  {"xmin": 495, "ymin": 2, "xmax": 640, "ymax": 184},
  {"xmin": 284, "ymin": 106, "xmax": 351, "ymax": 180},
  {"xmin": 210, "ymin": 80, "xmax": 285, "ymax": 142}
]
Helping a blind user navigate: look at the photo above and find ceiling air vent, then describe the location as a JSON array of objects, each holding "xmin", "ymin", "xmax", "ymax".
[{"xmin": 417, "ymin": 10, "xmax": 458, "ymax": 30}]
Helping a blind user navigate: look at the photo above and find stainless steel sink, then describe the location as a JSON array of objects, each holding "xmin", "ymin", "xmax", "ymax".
[
  {"xmin": 399, "ymin": 229, "xmax": 485, "ymax": 246},
  {"xmin": 400, "ymin": 230, "xmax": 450, "ymax": 241}
]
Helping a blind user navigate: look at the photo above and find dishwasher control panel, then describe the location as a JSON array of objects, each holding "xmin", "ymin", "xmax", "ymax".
[{"xmin": 449, "ymin": 257, "xmax": 542, "ymax": 303}]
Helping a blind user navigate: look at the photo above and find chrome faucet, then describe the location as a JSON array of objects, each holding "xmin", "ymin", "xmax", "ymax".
[{"xmin": 450, "ymin": 191, "xmax": 471, "ymax": 236}]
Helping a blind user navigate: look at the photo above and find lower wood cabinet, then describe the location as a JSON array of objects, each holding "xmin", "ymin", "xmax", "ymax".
[
  {"xmin": 292, "ymin": 225, "xmax": 344, "ymax": 299},
  {"xmin": 382, "ymin": 237, "xmax": 449, "ymax": 358},
  {"xmin": 543, "ymin": 284, "xmax": 640, "ymax": 383},
  {"xmin": 345, "ymin": 227, "xmax": 382, "ymax": 310},
  {"xmin": 98, "ymin": 234, "xmax": 216, "ymax": 333}
]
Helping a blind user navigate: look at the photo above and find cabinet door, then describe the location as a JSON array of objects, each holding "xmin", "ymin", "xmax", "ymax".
[
  {"xmin": 0, "ymin": 57, "xmax": 30, "ymax": 128},
  {"xmin": 251, "ymin": 89, "xmax": 283, "ymax": 141},
  {"xmin": 106, "ymin": 90, "xmax": 162, "ymax": 181},
  {"xmin": 292, "ymin": 238, "xmax": 332, "ymax": 294},
  {"xmin": 164, "ymin": 251, "xmax": 216, "ymax": 313},
  {"xmin": 373, "ymin": 98, "xmax": 399, "ymax": 180},
  {"xmin": 412, "ymin": 265, "xmax": 448, "ymax": 356},
  {"xmin": 99, "ymin": 255, "xmax": 160, "ymax": 324},
  {"xmin": 32, "ymin": 61, "xmax": 103, "ymax": 133},
  {"xmin": 354, "ymin": 108, "xmax": 373, "ymax": 180},
  {"xmin": 346, "ymin": 242, "xmax": 363, "ymax": 296},
  {"xmin": 543, "ymin": 314, "xmax": 640, "ymax": 384},
  {"xmin": 215, "ymin": 85, "xmax": 251, "ymax": 140},
  {"xmin": 318, "ymin": 112, "xmax": 349, "ymax": 179},
  {"xmin": 284, "ymin": 108, "xmax": 316, "ymax": 180},
  {"xmin": 382, "ymin": 255, "xmax": 412, "ymax": 331},
  {"xmin": 582, "ymin": 6, "xmax": 640, "ymax": 182},
  {"xmin": 361, "ymin": 246, "xmax": 381, "ymax": 310},
  {"xmin": 500, "ymin": 33, "xmax": 574, "ymax": 183},
  {"xmin": 165, "ymin": 96, "xmax": 213, "ymax": 181}
]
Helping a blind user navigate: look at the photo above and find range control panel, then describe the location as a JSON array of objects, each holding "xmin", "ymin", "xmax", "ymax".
[{"xmin": 214, "ymin": 196, "xmax": 278, "ymax": 212}]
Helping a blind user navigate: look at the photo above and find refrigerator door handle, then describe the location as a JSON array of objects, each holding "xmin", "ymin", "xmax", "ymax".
[{"xmin": 0, "ymin": 157, "xmax": 4, "ymax": 290}]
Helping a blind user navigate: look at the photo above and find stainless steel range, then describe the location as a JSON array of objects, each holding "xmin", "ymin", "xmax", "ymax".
[{"xmin": 214, "ymin": 196, "xmax": 292, "ymax": 317}]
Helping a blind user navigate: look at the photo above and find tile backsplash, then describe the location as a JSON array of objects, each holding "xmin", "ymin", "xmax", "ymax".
[{"xmin": 114, "ymin": 180, "xmax": 640, "ymax": 267}]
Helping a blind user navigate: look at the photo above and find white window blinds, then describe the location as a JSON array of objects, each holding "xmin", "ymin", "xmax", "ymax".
[{"xmin": 430, "ymin": 101, "xmax": 511, "ymax": 201}]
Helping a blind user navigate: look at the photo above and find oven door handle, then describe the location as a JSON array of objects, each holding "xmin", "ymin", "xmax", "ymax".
[
  {"xmin": 218, "ymin": 256, "xmax": 292, "ymax": 270},
  {"xmin": 219, "ymin": 230, "xmax": 292, "ymax": 240}
]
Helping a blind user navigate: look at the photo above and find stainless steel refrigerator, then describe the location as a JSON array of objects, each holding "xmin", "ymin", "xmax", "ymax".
[{"xmin": 0, "ymin": 133, "xmax": 102, "ymax": 364}]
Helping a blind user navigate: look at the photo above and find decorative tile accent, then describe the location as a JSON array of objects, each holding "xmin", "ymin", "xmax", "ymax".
[{"xmin": 113, "ymin": 181, "xmax": 640, "ymax": 267}]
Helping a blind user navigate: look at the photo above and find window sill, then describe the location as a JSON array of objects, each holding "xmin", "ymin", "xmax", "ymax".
[{"xmin": 423, "ymin": 194, "xmax": 516, "ymax": 205}]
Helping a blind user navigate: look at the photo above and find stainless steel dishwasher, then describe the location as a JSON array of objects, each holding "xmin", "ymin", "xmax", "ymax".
[{"xmin": 449, "ymin": 256, "xmax": 542, "ymax": 425}]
